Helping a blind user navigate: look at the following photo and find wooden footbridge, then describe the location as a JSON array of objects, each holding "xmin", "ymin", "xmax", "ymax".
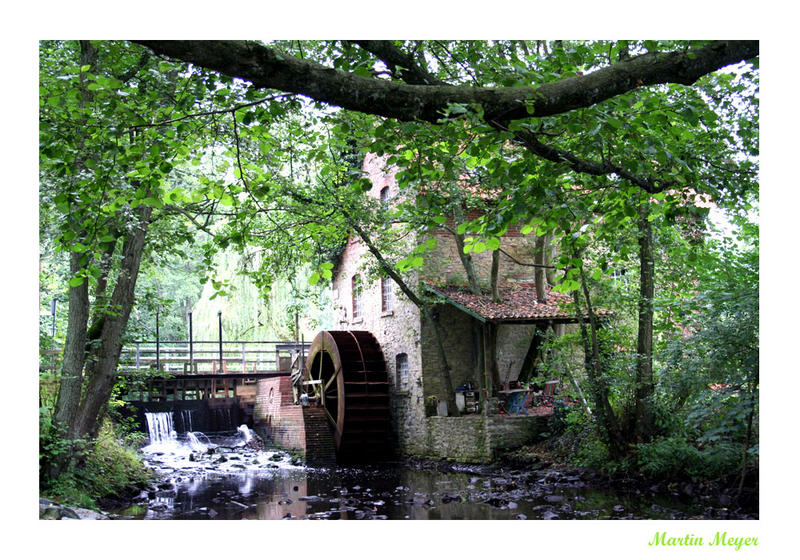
[{"xmin": 117, "ymin": 339, "xmax": 308, "ymax": 402}]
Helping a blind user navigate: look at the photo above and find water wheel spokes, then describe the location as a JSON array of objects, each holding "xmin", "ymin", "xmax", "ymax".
[{"xmin": 304, "ymin": 330, "xmax": 392, "ymax": 462}]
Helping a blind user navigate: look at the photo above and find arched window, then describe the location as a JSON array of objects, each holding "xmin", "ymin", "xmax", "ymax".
[
  {"xmin": 396, "ymin": 353, "xmax": 408, "ymax": 390},
  {"xmin": 352, "ymin": 274, "xmax": 362, "ymax": 319},
  {"xmin": 381, "ymin": 276, "xmax": 393, "ymax": 312},
  {"xmin": 380, "ymin": 186, "xmax": 390, "ymax": 205}
]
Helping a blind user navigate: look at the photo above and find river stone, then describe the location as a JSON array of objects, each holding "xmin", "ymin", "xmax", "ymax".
[
  {"xmin": 543, "ymin": 510, "xmax": 559, "ymax": 520},
  {"xmin": 70, "ymin": 507, "xmax": 108, "ymax": 520},
  {"xmin": 41, "ymin": 507, "xmax": 62, "ymax": 520},
  {"xmin": 544, "ymin": 495, "xmax": 564, "ymax": 503}
]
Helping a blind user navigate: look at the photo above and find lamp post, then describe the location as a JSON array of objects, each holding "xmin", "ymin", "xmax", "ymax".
[
  {"xmin": 156, "ymin": 308, "xmax": 161, "ymax": 372},
  {"xmin": 218, "ymin": 311, "xmax": 223, "ymax": 365},
  {"xmin": 50, "ymin": 298, "xmax": 57, "ymax": 340},
  {"xmin": 188, "ymin": 311, "xmax": 193, "ymax": 373}
]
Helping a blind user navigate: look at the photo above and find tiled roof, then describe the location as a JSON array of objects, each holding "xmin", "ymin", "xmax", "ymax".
[{"xmin": 429, "ymin": 284, "xmax": 612, "ymax": 323}]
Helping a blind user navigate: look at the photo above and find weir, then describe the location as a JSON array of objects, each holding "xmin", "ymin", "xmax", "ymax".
[{"xmin": 118, "ymin": 339, "xmax": 309, "ymax": 437}]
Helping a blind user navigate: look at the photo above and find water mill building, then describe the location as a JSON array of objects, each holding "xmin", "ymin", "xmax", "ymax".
[{"xmin": 254, "ymin": 154, "xmax": 608, "ymax": 463}]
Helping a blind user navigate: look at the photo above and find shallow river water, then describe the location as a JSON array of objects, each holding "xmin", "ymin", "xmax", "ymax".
[{"xmin": 108, "ymin": 430, "xmax": 751, "ymax": 521}]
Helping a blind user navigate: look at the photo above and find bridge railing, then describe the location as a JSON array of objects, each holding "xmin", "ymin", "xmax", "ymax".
[{"xmin": 118, "ymin": 340, "xmax": 310, "ymax": 375}]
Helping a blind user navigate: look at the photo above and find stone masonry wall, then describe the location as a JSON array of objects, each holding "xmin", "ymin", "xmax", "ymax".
[
  {"xmin": 330, "ymin": 153, "xmax": 427, "ymax": 455},
  {"xmin": 421, "ymin": 414, "xmax": 549, "ymax": 463},
  {"xmin": 423, "ymin": 229, "xmax": 542, "ymax": 289},
  {"xmin": 420, "ymin": 305, "xmax": 541, "ymax": 405},
  {"xmin": 420, "ymin": 303, "xmax": 482, "ymax": 406}
]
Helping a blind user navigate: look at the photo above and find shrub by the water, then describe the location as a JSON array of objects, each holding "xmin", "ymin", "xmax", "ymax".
[
  {"xmin": 635, "ymin": 436, "xmax": 741, "ymax": 481},
  {"xmin": 40, "ymin": 409, "xmax": 152, "ymax": 509}
]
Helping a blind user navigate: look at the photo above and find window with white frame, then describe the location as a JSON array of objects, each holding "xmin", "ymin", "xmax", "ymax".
[
  {"xmin": 396, "ymin": 353, "xmax": 408, "ymax": 390},
  {"xmin": 352, "ymin": 274, "xmax": 362, "ymax": 319},
  {"xmin": 381, "ymin": 276, "xmax": 393, "ymax": 312}
]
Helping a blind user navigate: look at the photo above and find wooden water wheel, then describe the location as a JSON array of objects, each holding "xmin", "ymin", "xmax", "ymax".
[{"xmin": 303, "ymin": 330, "xmax": 392, "ymax": 462}]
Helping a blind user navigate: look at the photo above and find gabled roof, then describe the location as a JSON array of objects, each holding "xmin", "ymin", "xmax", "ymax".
[{"xmin": 427, "ymin": 283, "xmax": 612, "ymax": 324}]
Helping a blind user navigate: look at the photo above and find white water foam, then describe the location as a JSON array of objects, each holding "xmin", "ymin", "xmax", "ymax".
[
  {"xmin": 187, "ymin": 431, "xmax": 208, "ymax": 452},
  {"xmin": 237, "ymin": 424, "xmax": 252, "ymax": 444}
]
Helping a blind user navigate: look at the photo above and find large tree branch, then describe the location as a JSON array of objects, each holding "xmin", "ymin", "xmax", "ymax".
[
  {"xmin": 500, "ymin": 124, "xmax": 672, "ymax": 193},
  {"xmin": 134, "ymin": 40, "xmax": 758, "ymax": 124},
  {"xmin": 351, "ymin": 40, "xmax": 448, "ymax": 86}
]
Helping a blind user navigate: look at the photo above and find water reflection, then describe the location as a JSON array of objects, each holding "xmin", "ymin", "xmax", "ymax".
[{"xmin": 115, "ymin": 431, "xmax": 723, "ymax": 520}]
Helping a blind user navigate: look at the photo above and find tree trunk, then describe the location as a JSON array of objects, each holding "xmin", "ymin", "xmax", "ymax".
[
  {"xmin": 53, "ymin": 251, "xmax": 91, "ymax": 440},
  {"xmin": 74, "ymin": 205, "xmax": 153, "ymax": 439},
  {"xmin": 490, "ymin": 249, "xmax": 501, "ymax": 302},
  {"xmin": 451, "ymin": 205, "xmax": 481, "ymax": 295},
  {"xmin": 632, "ymin": 203, "xmax": 655, "ymax": 441},
  {"xmin": 82, "ymin": 240, "xmax": 118, "ymax": 388},
  {"xmin": 544, "ymin": 234, "xmax": 556, "ymax": 287},
  {"xmin": 571, "ymin": 255, "xmax": 626, "ymax": 458},
  {"xmin": 517, "ymin": 325, "xmax": 545, "ymax": 385},
  {"xmin": 534, "ymin": 235, "xmax": 548, "ymax": 303},
  {"xmin": 483, "ymin": 323, "xmax": 501, "ymax": 392}
]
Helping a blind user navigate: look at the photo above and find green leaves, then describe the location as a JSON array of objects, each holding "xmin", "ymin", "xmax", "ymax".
[
  {"xmin": 308, "ymin": 262, "xmax": 334, "ymax": 286},
  {"xmin": 462, "ymin": 236, "xmax": 499, "ymax": 255}
]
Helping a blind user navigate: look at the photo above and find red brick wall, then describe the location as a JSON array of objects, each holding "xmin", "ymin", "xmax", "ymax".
[
  {"xmin": 255, "ymin": 377, "xmax": 306, "ymax": 451},
  {"xmin": 254, "ymin": 377, "xmax": 336, "ymax": 464}
]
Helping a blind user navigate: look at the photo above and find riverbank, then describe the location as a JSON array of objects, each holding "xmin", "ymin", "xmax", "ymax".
[
  {"xmin": 40, "ymin": 426, "xmax": 757, "ymax": 520},
  {"xmin": 497, "ymin": 442, "xmax": 758, "ymax": 519},
  {"xmin": 46, "ymin": 445, "xmax": 754, "ymax": 519}
]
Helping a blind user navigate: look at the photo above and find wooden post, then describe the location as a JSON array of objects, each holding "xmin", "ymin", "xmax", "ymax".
[
  {"xmin": 135, "ymin": 342, "xmax": 141, "ymax": 370},
  {"xmin": 483, "ymin": 323, "xmax": 499, "ymax": 397},
  {"xmin": 241, "ymin": 342, "xmax": 246, "ymax": 374}
]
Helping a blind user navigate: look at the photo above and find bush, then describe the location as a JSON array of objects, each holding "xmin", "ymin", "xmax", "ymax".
[
  {"xmin": 40, "ymin": 408, "xmax": 152, "ymax": 509},
  {"xmin": 636, "ymin": 436, "xmax": 741, "ymax": 481},
  {"xmin": 543, "ymin": 398, "xmax": 571, "ymax": 437}
]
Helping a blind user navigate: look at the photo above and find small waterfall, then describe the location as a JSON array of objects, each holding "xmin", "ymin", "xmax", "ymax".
[
  {"xmin": 237, "ymin": 424, "xmax": 252, "ymax": 444},
  {"xmin": 186, "ymin": 432, "xmax": 208, "ymax": 452},
  {"xmin": 145, "ymin": 412, "xmax": 176, "ymax": 444},
  {"xmin": 180, "ymin": 410, "xmax": 195, "ymax": 432}
]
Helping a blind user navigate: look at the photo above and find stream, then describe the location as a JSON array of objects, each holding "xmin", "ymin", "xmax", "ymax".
[{"xmin": 107, "ymin": 413, "xmax": 755, "ymax": 520}]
